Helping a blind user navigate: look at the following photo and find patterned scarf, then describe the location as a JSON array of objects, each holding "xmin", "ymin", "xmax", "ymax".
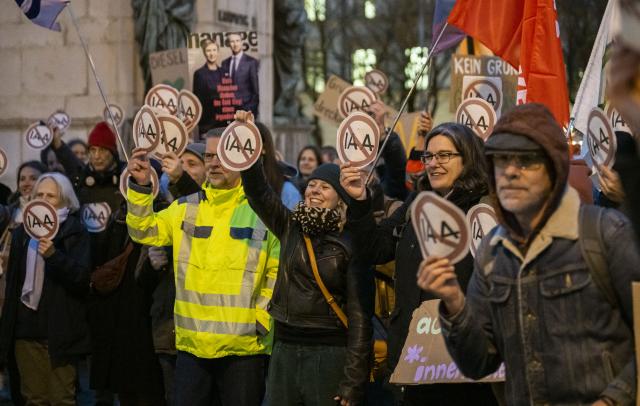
[{"xmin": 291, "ymin": 202, "xmax": 341, "ymax": 235}]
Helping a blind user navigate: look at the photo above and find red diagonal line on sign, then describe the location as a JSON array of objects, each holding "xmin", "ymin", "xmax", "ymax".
[
  {"xmin": 588, "ymin": 129, "xmax": 610, "ymax": 154},
  {"xmin": 346, "ymin": 124, "xmax": 373, "ymax": 159},
  {"xmin": 154, "ymin": 91, "xmax": 175, "ymax": 113},
  {"xmin": 462, "ymin": 106, "xmax": 482, "ymax": 136},
  {"xmin": 230, "ymin": 128, "xmax": 252, "ymax": 161},
  {"xmin": 86, "ymin": 205, "xmax": 106, "ymax": 227},
  {"xmin": 346, "ymin": 95, "xmax": 367, "ymax": 110},
  {"xmin": 26, "ymin": 206, "xmax": 55, "ymax": 233},
  {"xmin": 426, "ymin": 218, "xmax": 459, "ymax": 249}
]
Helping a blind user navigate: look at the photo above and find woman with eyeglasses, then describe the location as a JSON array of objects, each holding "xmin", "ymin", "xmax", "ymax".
[{"xmin": 340, "ymin": 123, "xmax": 499, "ymax": 406}]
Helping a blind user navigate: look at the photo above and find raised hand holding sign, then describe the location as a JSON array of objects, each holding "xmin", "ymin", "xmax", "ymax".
[{"xmin": 216, "ymin": 111, "xmax": 263, "ymax": 172}]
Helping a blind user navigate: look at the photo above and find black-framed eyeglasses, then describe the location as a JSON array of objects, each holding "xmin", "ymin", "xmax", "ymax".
[
  {"xmin": 203, "ymin": 153, "xmax": 219, "ymax": 162},
  {"xmin": 420, "ymin": 152, "xmax": 461, "ymax": 165},
  {"xmin": 491, "ymin": 153, "xmax": 546, "ymax": 170}
]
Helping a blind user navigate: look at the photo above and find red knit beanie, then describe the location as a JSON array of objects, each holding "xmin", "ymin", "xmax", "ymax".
[{"xmin": 88, "ymin": 122, "xmax": 117, "ymax": 155}]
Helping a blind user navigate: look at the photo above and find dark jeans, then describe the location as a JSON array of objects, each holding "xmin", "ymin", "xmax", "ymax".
[
  {"xmin": 399, "ymin": 383, "xmax": 498, "ymax": 406},
  {"xmin": 266, "ymin": 341, "xmax": 346, "ymax": 406},
  {"xmin": 158, "ymin": 354, "xmax": 176, "ymax": 406},
  {"xmin": 174, "ymin": 351, "xmax": 267, "ymax": 406}
]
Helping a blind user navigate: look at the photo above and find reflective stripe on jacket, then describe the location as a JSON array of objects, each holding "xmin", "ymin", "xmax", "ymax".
[{"xmin": 126, "ymin": 180, "xmax": 279, "ymax": 359}]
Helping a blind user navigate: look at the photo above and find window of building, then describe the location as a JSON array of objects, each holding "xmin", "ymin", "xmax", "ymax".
[
  {"xmin": 404, "ymin": 47, "xmax": 430, "ymax": 90},
  {"xmin": 364, "ymin": 0, "xmax": 376, "ymax": 19},
  {"xmin": 352, "ymin": 49, "xmax": 377, "ymax": 86},
  {"xmin": 305, "ymin": 50, "xmax": 326, "ymax": 94},
  {"xmin": 305, "ymin": 0, "xmax": 326, "ymax": 22}
]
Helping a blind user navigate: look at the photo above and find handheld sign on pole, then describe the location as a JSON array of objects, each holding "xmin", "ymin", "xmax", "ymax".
[
  {"xmin": 465, "ymin": 203, "xmax": 498, "ymax": 258},
  {"xmin": 103, "ymin": 104, "xmax": 125, "ymax": 128},
  {"xmin": 455, "ymin": 98, "xmax": 497, "ymax": 141},
  {"xmin": 177, "ymin": 89, "xmax": 203, "ymax": 133},
  {"xmin": 410, "ymin": 192, "xmax": 470, "ymax": 264},
  {"xmin": 22, "ymin": 200, "xmax": 59, "ymax": 240},
  {"xmin": 120, "ymin": 168, "xmax": 160, "ymax": 199},
  {"xmin": 81, "ymin": 202, "xmax": 112, "ymax": 233},
  {"xmin": 151, "ymin": 113, "xmax": 189, "ymax": 160},
  {"xmin": 336, "ymin": 112, "xmax": 380, "ymax": 168},
  {"xmin": 365, "ymin": 69, "xmax": 389, "ymax": 95},
  {"xmin": 605, "ymin": 104, "xmax": 632, "ymax": 134},
  {"xmin": 587, "ymin": 107, "xmax": 617, "ymax": 169},
  {"xmin": 145, "ymin": 84, "xmax": 179, "ymax": 116},
  {"xmin": 47, "ymin": 111, "xmax": 71, "ymax": 132},
  {"xmin": 337, "ymin": 86, "xmax": 378, "ymax": 119},
  {"xmin": 217, "ymin": 121, "xmax": 263, "ymax": 171},
  {"xmin": 24, "ymin": 122, "xmax": 53, "ymax": 150},
  {"xmin": 132, "ymin": 106, "xmax": 162, "ymax": 153},
  {"xmin": 0, "ymin": 147, "xmax": 7, "ymax": 177}
]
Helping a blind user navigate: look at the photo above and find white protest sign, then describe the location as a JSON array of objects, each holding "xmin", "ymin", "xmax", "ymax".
[
  {"xmin": 466, "ymin": 203, "xmax": 498, "ymax": 258},
  {"xmin": 152, "ymin": 113, "xmax": 189, "ymax": 160},
  {"xmin": 456, "ymin": 98, "xmax": 497, "ymax": 141},
  {"xmin": 587, "ymin": 107, "xmax": 617, "ymax": 169},
  {"xmin": 337, "ymin": 86, "xmax": 377, "ymax": 118},
  {"xmin": 81, "ymin": 202, "xmax": 112, "ymax": 233},
  {"xmin": 103, "ymin": 104, "xmax": 125, "ymax": 128},
  {"xmin": 336, "ymin": 111, "xmax": 380, "ymax": 168},
  {"xmin": 0, "ymin": 147, "xmax": 7, "ymax": 177},
  {"xmin": 24, "ymin": 122, "xmax": 53, "ymax": 150},
  {"xmin": 605, "ymin": 104, "xmax": 632, "ymax": 135},
  {"xmin": 22, "ymin": 200, "xmax": 59, "ymax": 240},
  {"xmin": 390, "ymin": 299, "xmax": 506, "ymax": 385},
  {"xmin": 365, "ymin": 69, "xmax": 389, "ymax": 95},
  {"xmin": 217, "ymin": 121, "xmax": 263, "ymax": 171},
  {"xmin": 177, "ymin": 89, "xmax": 203, "ymax": 133},
  {"xmin": 462, "ymin": 76, "xmax": 503, "ymax": 116},
  {"xmin": 120, "ymin": 168, "xmax": 160, "ymax": 199},
  {"xmin": 47, "ymin": 111, "xmax": 71, "ymax": 132},
  {"xmin": 411, "ymin": 192, "xmax": 470, "ymax": 264},
  {"xmin": 132, "ymin": 106, "xmax": 162, "ymax": 153},
  {"xmin": 145, "ymin": 84, "xmax": 179, "ymax": 115}
]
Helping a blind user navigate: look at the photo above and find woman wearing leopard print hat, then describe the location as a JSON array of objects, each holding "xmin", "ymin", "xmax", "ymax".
[{"xmin": 236, "ymin": 110, "xmax": 373, "ymax": 406}]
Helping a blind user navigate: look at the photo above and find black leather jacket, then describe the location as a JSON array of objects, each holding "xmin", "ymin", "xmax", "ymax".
[{"xmin": 241, "ymin": 161, "xmax": 373, "ymax": 405}]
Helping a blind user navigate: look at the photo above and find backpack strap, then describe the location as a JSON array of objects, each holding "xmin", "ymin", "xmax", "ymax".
[{"xmin": 578, "ymin": 205, "xmax": 618, "ymax": 308}]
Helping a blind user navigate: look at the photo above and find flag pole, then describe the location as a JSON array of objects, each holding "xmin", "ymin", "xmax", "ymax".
[
  {"xmin": 65, "ymin": 2, "xmax": 129, "ymax": 162},
  {"xmin": 364, "ymin": 22, "xmax": 449, "ymax": 185}
]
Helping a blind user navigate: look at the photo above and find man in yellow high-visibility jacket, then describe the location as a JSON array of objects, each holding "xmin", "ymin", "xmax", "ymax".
[{"xmin": 124, "ymin": 129, "xmax": 279, "ymax": 406}]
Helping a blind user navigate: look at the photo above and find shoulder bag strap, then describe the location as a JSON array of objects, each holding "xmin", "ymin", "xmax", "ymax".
[{"xmin": 303, "ymin": 234, "xmax": 349, "ymax": 328}]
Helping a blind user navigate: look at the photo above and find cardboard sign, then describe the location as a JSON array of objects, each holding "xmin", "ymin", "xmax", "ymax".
[
  {"xmin": 149, "ymin": 48, "xmax": 190, "ymax": 90},
  {"xmin": 24, "ymin": 122, "xmax": 53, "ymax": 150},
  {"xmin": 390, "ymin": 299, "xmax": 506, "ymax": 385},
  {"xmin": 391, "ymin": 112, "xmax": 423, "ymax": 158},
  {"xmin": 47, "ymin": 111, "xmax": 71, "ymax": 132},
  {"xmin": 605, "ymin": 104, "xmax": 632, "ymax": 135},
  {"xmin": 587, "ymin": 108, "xmax": 617, "ymax": 169},
  {"xmin": 365, "ymin": 69, "xmax": 389, "ymax": 95},
  {"xmin": 411, "ymin": 192, "xmax": 470, "ymax": 264},
  {"xmin": 466, "ymin": 203, "xmax": 498, "ymax": 258},
  {"xmin": 462, "ymin": 77, "xmax": 503, "ymax": 116},
  {"xmin": 81, "ymin": 202, "xmax": 112, "ymax": 233},
  {"xmin": 132, "ymin": 106, "xmax": 162, "ymax": 153},
  {"xmin": 337, "ymin": 86, "xmax": 377, "ymax": 119},
  {"xmin": 313, "ymin": 75, "xmax": 352, "ymax": 124},
  {"xmin": 103, "ymin": 104, "xmax": 125, "ymax": 128},
  {"xmin": 177, "ymin": 89, "xmax": 203, "ymax": 132},
  {"xmin": 22, "ymin": 200, "xmax": 59, "ymax": 240},
  {"xmin": 336, "ymin": 112, "xmax": 380, "ymax": 168},
  {"xmin": 120, "ymin": 168, "xmax": 160, "ymax": 199},
  {"xmin": 456, "ymin": 98, "xmax": 497, "ymax": 141},
  {"xmin": 0, "ymin": 147, "xmax": 7, "ymax": 177},
  {"xmin": 152, "ymin": 113, "xmax": 189, "ymax": 159},
  {"xmin": 145, "ymin": 84, "xmax": 179, "ymax": 115},
  {"xmin": 217, "ymin": 121, "xmax": 263, "ymax": 171}
]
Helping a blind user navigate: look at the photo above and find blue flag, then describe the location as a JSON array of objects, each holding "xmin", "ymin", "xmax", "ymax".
[
  {"xmin": 15, "ymin": 0, "xmax": 68, "ymax": 32},
  {"xmin": 431, "ymin": 0, "xmax": 465, "ymax": 55}
]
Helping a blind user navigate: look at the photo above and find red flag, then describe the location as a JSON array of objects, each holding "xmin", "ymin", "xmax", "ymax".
[{"xmin": 448, "ymin": 0, "xmax": 570, "ymax": 127}]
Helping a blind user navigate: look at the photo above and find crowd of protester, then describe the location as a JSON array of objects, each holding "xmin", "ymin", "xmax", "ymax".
[{"xmin": 0, "ymin": 42, "xmax": 639, "ymax": 406}]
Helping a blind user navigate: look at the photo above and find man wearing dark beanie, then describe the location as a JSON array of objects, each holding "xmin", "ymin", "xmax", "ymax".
[{"xmin": 418, "ymin": 103, "xmax": 639, "ymax": 406}]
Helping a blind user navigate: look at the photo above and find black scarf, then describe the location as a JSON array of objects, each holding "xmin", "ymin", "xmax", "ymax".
[{"xmin": 291, "ymin": 202, "xmax": 341, "ymax": 235}]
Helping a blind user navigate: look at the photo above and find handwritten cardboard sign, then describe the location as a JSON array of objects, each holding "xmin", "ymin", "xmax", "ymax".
[
  {"xmin": 411, "ymin": 192, "xmax": 470, "ymax": 264},
  {"xmin": 336, "ymin": 111, "xmax": 380, "ymax": 168},
  {"xmin": 103, "ymin": 104, "xmax": 125, "ymax": 128},
  {"xmin": 313, "ymin": 75, "xmax": 351, "ymax": 124},
  {"xmin": 365, "ymin": 69, "xmax": 389, "ymax": 95},
  {"xmin": 152, "ymin": 113, "xmax": 189, "ymax": 159},
  {"xmin": 217, "ymin": 121, "xmax": 263, "ymax": 171},
  {"xmin": 81, "ymin": 202, "xmax": 112, "ymax": 233},
  {"xmin": 24, "ymin": 122, "xmax": 53, "ymax": 150},
  {"xmin": 337, "ymin": 86, "xmax": 378, "ymax": 119},
  {"xmin": 22, "ymin": 200, "xmax": 59, "ymax": 240},
  {"xmin": 456, "ymin": 98, "xmax": 497, "ymax": 141},
  {"xmin": 132, "ymin": 106, "xmax": 162, "ymax": 153},
  {"xmin": 466, "ymin": 203, "xmax": 498, "ymax": 258},
  {"xmin": 145, "ymin": 84, "xmax": 179, "ymax": 115},
  {"xmin": 587, "ymin": 107, "xmax": 617, "ymax": 169},
  {"xmin": 119, "ymin": 168, "xmax": 160, "ymax": 199},
  {"xmin": 390, "ymin": 299, "xmax": 505, "ymax": 385},
  {"xmin": 47, "ymin": 110, "xmax": 71, "ymax": 132}
]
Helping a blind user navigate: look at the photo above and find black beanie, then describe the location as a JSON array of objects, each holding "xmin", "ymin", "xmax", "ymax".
[{"xmin": 308, "ymin": 163, "xmax": 351, "ymax": 204}]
